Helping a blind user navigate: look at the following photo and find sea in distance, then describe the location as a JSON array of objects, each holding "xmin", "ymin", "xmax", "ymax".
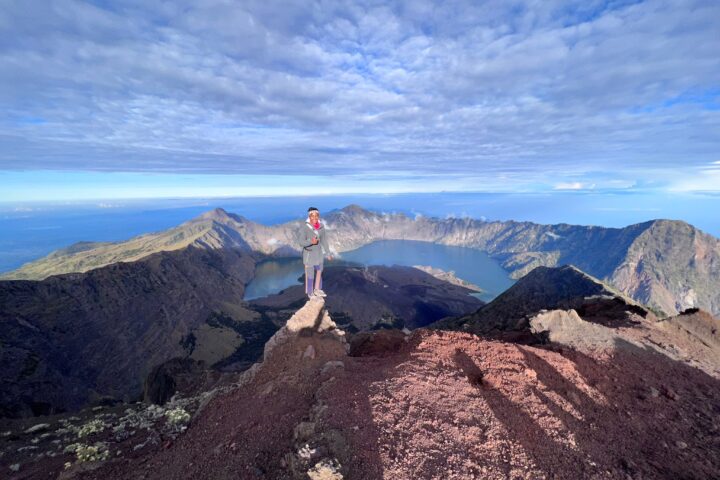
[{"xmin": 1, "ymin": 191, "xmax": 719, "ymax": 284}]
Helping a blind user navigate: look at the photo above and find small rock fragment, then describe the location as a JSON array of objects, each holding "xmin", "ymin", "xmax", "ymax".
[
  {"xmin": 307, "ymin": 458, "xmax": 343, "ymax": 480},
  {"xmin": 321, "ymin": 361, "xmax": 344, "ymax": 374},
  {"xmin": 303, "ymin": 345, "xmax": 316, "ymax": 360},
  {"xmin": 24, "ymin": 423, "xmax": 50, "ymax": 434},
  {"xmin": 298, "ymin": 444, "xmax": 317, "ymax": 460},
  {"xmin": 663, "ymin": 387, "xmax": 680, "ymax": 401}
]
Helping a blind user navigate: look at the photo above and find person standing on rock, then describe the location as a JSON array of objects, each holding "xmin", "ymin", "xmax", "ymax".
[{"xmin": 297, "ymin": 207, "xmax": 332, "ymax": 298}]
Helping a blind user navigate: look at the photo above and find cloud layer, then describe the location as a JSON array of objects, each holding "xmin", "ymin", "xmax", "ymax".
[{"xmin": 1, "ymin": 0, "xmax": 718, "ymax": 191}]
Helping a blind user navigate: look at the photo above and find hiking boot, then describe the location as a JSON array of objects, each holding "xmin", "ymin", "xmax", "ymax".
[{"xmin": 313, "ymin": 289, "xmax": 327, "ymax": 297}]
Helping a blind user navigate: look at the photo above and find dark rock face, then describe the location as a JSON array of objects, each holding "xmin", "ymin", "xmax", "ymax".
[
  {"xmin": 438, "ymin": 264, "xmax": 651, "ymax": 336},
  {"xmin": 0, "ymin": 246, "xmax": 256, "ymax": 418},
  {"xmin": 251, "ymin": 265, "xmax": 485, "ymax": 331},
  {"xmin": 349, "ymin": 329, "xmax": 408, "ymax": 357},
  {"xmin": 142, "ymin": 357, "xmax": 237, "ymax": 405},
  {"xmin": 144, "ymin": 361, "xmax": 179, "ymax": 406}
]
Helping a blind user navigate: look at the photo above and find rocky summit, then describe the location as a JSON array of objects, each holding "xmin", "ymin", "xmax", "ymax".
[{"xmin": 2, "ymin": 293, "xmax": 718, "ymax": 479}]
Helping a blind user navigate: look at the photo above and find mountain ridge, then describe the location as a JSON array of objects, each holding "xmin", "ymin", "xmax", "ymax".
[{"xmin": 2, "ymin": 206, "xmax": 718, "ymax": 316}]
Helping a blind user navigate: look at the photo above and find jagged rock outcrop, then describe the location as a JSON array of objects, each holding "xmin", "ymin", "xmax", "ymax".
[
  {"xmin": 4, "ymin": 206, "xmax": 718, "ymax": 317},
  {"xmin": 528, "ymin": 306, "xmax": 720, "ymax": 378},
  {"xmin": 529, "ymin": 309, "xmax": 622, "ymax": 351}
]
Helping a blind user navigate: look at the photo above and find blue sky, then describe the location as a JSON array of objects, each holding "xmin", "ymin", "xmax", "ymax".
[{"xmin": 1, "ymin": 0, "xmax": 719, "ymax": 201}]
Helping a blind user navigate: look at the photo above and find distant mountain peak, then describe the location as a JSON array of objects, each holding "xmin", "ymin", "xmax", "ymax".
[
  {"xmin": 199, "ymin": 207, "xmax": 232, "ymax": 221},
  {"xmin": 192, "ymin": 208, "xmax": 254, "ymax": 227},
  {"xmin": 339, "ymin": 204, "xmax": 370, "ymax": 214}
]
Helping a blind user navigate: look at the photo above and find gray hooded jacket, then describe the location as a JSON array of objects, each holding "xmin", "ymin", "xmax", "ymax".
[{"xmin": 297, "ymin": 220, "xmax": 330, "ymax": 266}]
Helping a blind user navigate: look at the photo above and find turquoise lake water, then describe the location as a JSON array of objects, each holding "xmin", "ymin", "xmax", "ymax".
[{"xmin": 243, "ymin": 240, "xmax": 515, "ymax": 302}]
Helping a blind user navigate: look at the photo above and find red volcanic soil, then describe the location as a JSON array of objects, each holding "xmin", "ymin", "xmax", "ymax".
[
  {"xmin": 323, "ymin": 330, "xmax": 720, "ymax": 479},
  {"xmin": 68, "ymin": 326, "xmax": 720, "ymax": 480}
]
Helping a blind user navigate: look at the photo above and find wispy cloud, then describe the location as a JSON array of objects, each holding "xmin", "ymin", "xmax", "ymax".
[
  {"xmin": 0, "ymin": 0, "xmax": 718, "ymax": 196},
  {"xmin": 554, "ymin": 182, "xmax": 594, "ymax": 190}
]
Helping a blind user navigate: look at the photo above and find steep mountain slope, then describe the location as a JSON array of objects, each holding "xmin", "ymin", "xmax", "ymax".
[
  {"xmin": 0, "ymin": 246, "xmax": 258, "ymax": 418},
  {"xmin": 0, "ymin": 209, "xmax": 258, "ymax": 281},
  {"xmin": 655, "ymin": 308, "xmax": 720, "ymax": 351},
  {"xmin": 328, "ymin": 208, "xmax": 719, "ymax": 316},
  {"xmin": 3, "ymin": 205, "xmax": 719, "ymax": 316}
]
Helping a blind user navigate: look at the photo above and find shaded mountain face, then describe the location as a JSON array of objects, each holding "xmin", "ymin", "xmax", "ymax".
[
  {"xmin": 0, "ymin": 246, "xmax": 259, "ymax": 418},
  {"xmin": 250, "ymin": 265, "xmax": 484, "ymax": 331},
  {"xmin": 3, "ymin": 206, "xmax": 718, "ymax": 317},
  {"xmin": 438, "ymin": 265, "xmax": 652, "ymax": 337}
]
